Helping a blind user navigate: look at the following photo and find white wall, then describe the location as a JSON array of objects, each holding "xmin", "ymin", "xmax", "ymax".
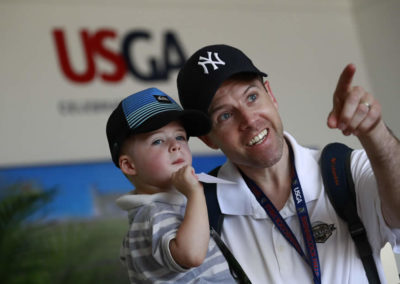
[
  {"xmin": 0, "ymin": 0, "xmax": 377, "ymax": 166},
  {"xmin": 0, "ymin": 0, "xmax": 398, "ymax": 161},
  {"xmin": 352, "ymin": 0, "xmax": 400, "ymax": 136}
]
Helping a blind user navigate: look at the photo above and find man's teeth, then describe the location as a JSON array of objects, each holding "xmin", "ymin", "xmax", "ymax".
[{"xmin": 249, "ymin": 129, "xmax": 268, "ymax": 146}]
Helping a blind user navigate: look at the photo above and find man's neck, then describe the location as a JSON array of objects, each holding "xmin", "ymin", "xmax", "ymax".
[{"xmin": 238, "ymin": 141, "xmax": 293, "ymax": 210}]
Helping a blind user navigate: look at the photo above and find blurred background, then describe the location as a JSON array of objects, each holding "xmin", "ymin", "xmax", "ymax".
[{"xmin": 0, "ymin": 0, "xmax": 399, "ymax": 283}]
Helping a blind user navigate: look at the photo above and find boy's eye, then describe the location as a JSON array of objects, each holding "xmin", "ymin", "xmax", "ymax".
[
  {"xmin": 152, "ymin": 139, "xmax": 163, "ymax": 145},
  {"xmin": 248, "ymin": 93, "xmax": 257, "ymax": 102},
  {"xmin": 176, "ymin": 135, "xmax": 187, "ymax": 141}
]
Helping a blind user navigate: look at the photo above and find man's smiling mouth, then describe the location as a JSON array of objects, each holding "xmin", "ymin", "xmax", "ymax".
[{"xmin": 248, "ymin": 129, "xmax": 268, "ymax": 146}]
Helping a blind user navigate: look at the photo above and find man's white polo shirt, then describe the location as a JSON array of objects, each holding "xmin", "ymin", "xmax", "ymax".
[{"xmin": 214, "ymin": 132, "xmax": 400, "ymax": 284}]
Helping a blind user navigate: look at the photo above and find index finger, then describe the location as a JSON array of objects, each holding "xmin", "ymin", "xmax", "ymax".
[{"xmin": 334, "ymin": 63, "xmax": 356, "ymax": 97}]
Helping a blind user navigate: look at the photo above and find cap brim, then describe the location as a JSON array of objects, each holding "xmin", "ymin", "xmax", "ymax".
[
  {"xmin": 222, "ymin": 69, "xmax": 267, "ymax": 88},
  {"xmin": 133, "ymin": 109, "xmax": 211, "ymax": 137}
]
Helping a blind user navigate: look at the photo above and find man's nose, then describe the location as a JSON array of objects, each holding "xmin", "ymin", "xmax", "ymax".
[{"xmin": 239, "ymin": 110, "xmax": 256, "ymax": 130}]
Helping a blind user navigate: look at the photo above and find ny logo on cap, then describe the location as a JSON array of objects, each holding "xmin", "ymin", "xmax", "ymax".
[{"xmin": 198, "ymin": 52, "xmax": 225, "ymax": 74}]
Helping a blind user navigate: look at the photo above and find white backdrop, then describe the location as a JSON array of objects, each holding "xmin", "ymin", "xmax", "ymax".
[{"xmin": 0, "ymin": 0, "xmax": 398, "ymax": 166}]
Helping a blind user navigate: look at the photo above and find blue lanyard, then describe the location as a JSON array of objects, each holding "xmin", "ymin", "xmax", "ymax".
[{"xmin": 240, "ymin": 146, "xmax": 321, "ymax": 284}]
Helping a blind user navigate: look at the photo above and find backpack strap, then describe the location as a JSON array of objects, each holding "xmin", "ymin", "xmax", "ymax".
[
  {"xmin": 320, "ymin": 143, "xmax": 381, "ymax": 284},
  {"xmin": 210, "ymin": 227, "xmax": 251, "ymax": 284},
  {"xmin": 202, "ymin": 166, "xmax": 252, "ymax": 283},
  {"xmin": 203, "ymin": 166, "xmax": 224, "ymax": 233}
]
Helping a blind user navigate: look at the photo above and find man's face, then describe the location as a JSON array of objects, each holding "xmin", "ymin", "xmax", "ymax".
[{"xmin": 204, "ymin": 76, "xmax": 285, "ymax": 170}]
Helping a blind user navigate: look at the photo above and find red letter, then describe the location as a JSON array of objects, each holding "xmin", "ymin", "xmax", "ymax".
[
  {"xmin": 93, "ymin": 29, "xmax": 126, "ymax": 82},
  {"xmin": 52, "ymin": 29, "xmax": 95, "ymax": 83}
]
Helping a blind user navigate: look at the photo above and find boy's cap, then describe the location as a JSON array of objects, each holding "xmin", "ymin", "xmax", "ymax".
[
  {"xmin": 106, "ymin": 88, "xmax": 211, "ymax": 167},
  {"xmin": 177, "ymin": 44, "xmax": 267, "ymax": 113}
]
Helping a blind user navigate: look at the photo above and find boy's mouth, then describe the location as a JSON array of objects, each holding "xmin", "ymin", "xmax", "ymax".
[{"xmin": 172, "ymin": 158, "xmax": 185, "ymax": 165}]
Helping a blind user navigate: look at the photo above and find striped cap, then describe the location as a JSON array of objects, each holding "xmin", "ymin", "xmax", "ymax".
[{"xmin": 106, "ymin": 88, "xmax": 211, "ymax": 167}]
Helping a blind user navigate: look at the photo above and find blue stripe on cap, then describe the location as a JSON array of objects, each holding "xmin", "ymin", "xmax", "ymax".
[
  {"xmin": 122, "ymin": 89, "xmax": 157, "ymax": 116},
  {"xmin": 121, "ymin": 88, "xmax": 183, "ymax": 130},
  {"xmin": 126, "ymin": 103, "xmax": 182, "ymax": 129}
]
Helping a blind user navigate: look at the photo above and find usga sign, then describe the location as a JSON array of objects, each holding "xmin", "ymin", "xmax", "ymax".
[{"xmin": 52, "ymin": 29, "xmax": 187, "ymax": 83}]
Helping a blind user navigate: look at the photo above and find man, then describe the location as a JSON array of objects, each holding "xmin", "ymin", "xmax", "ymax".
[{"xmin": 177, "ymin": 44, "xmax": 400, "ymax": 283}]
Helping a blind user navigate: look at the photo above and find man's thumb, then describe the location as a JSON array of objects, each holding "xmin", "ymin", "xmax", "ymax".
[{"xmin": 327, "ymin": 110, "xmax": 338, "ymax": 129}]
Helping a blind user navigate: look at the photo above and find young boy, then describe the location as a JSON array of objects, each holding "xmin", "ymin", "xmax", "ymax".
[{"xmin": 106, "ymin": 88, "xmax": 236, "ymax": 283}]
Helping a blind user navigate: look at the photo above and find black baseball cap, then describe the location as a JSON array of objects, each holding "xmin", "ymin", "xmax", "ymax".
[
  {"xmin": 106, "ymin": 88, "xmax": 211, "ymax": 168},
  {"xmin": 177, "ymin": 44, "xmax": 267, "ymax": 114}
]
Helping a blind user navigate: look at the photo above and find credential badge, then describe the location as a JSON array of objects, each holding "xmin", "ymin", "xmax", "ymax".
[{"xmin": 312, "ymin": 222, "xmax": 336, "ymax": 243}]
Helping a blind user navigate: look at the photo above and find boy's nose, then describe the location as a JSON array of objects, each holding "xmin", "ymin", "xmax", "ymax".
[{"xmin": 170, "ymin": 141, "xmax": 181, "ymax": 152}]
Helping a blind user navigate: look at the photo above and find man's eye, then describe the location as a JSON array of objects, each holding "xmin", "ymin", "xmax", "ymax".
[
  {"xmin": 219, "ymin": 112, "xmax": 231, "ymax": 121},
  {"xmin": 248, "ymin": 93, "xmax": 257, "ymax": 102}
]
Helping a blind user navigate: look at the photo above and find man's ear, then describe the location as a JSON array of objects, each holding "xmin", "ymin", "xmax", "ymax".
[
  {"xmin": 119, "ymin": 155, "xmax": 137, "ymax": 176},
  {"xmin": 199, "ymin": 134, "xmax": 220, "ymax": 150},
  {"xmin": 264, "ymin": 80, "xmax": 278, "ymax": 109}
]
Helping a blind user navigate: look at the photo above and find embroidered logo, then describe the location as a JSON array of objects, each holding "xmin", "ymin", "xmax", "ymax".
[
  {"xmin": 154, "ymin": 95, "xmax": 172, "ymax": 104},
  {"xmin": 312, "ymin": 222, "xmax": 336, "ymax": 243},
  {"xmin": 198, "ymin": 52, "xmax": 225, "ymax": 74}
]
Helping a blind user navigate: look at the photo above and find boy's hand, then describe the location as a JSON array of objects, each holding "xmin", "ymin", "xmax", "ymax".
[
  {"xmin": 169, "ymin": 165, "xmax": 209, "ymax": 268},
  {"xmin": 171, "ymin": 165, "xmax": 203, "ymax": 197}
]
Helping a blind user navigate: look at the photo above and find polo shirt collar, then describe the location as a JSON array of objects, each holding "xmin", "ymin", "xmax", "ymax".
[{"xmin": 217, "ymin": 132, "xmax": 321, "ymax": 218}]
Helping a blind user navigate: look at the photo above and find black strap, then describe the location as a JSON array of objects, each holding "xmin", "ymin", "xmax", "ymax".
[
  {"xmin": 203, "ymin": 166, "xmax": 252, "ymax": 283},
  {"xmin": 320, "ymin": 143, "xmax": 381, "ymax": 284},
  {"xmin": 203, "ymin": 166, "xmax": 224, "ymax": 233},
  {"xmin": 210, "ymin": 228, "xmax": 252, "ymax": 284}
]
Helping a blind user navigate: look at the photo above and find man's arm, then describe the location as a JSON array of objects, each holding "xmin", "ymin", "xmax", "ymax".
[
  {"xmin": 170, "ymin": 165, "xmax": 210, "ymax": 267},
  {"xmin": 327, "ymin": 64, "xmax": 400, "ymax": 228}
]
